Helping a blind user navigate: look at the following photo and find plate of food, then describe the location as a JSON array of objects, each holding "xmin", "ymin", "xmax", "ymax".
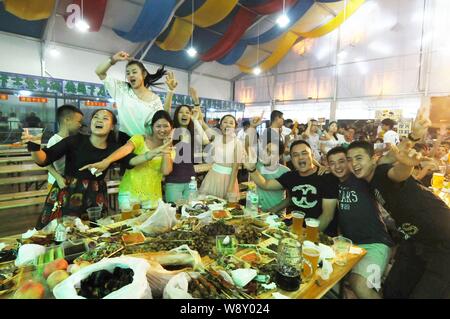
[
  {"xmin": 121, "ymin": 232, "xmax": 146, "ymax": 246},
  {"xmin": 203, "ymin": 195, "xmax": 226, "ymax": 206},
  {"xmin": 181, "ymin": 202, "xmax": 210, "ymax": 219},
  {"xmin": 229, "ymin": 207, "xmax": 245, "ymax": 218},
  {"xmin": 212, "ymin": 210, "xmax": 232, "ymax": 220},
  {"xmin": 239, "ymin": 251, "xmax": 275, "ymax": 266},
  {"xmin": 262, "ymin": 228, "xmax": 298, "ymax": 241}
]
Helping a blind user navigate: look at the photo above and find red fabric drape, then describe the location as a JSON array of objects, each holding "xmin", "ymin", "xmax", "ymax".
[
  {"xmin": 72, "ymin": 0, "xmax": 108, "ymax": 32},
  {"xmin": 200, "ymin": 0, "xmax": 297, "ymax": 62}
]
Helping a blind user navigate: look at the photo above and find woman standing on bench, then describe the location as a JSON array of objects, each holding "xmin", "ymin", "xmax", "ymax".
[{"xmin": 22, "ymin": 109, "xmax": 135, "ymax": 229}]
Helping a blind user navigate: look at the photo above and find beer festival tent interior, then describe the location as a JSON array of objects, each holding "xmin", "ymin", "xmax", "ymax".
[{"xmin": 0, "ymin": 0, "xmax": 449, "ymax": 302}]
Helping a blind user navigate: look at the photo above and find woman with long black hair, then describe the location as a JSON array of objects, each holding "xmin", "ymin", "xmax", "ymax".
[
  {"xmin": 95, "ymin": 51, "xmax": 178, "ymax": 144},
  {"xmin": 79, "ymin": 110, "xmax": 175, "ymax": 210},
  {"xmin": 164, "ymin": 87, "xmax": 209, "ymax": 203},
  {"xmin": 22, "ymin": 109, "xmax": 135, "ymax": 229}
]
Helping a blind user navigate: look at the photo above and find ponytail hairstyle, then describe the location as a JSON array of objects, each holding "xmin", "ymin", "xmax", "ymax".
[
  {"xmin": 90, "ymin": 108, "xmax": 118, "ymax": 144},
  {"xmin": 126, "ymin": 60, "xmax": 167, "ymax": 88}
]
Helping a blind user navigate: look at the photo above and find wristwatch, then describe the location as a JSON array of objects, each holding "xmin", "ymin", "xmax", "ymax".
[{"xmin": 408, "ymin": 133, "xmax": 421, "ymax": 142}]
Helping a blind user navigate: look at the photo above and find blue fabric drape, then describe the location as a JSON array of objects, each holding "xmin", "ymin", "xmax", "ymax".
[{"xmin": 114, "ymin": 0, "xmax": 179, "ymax": 43}]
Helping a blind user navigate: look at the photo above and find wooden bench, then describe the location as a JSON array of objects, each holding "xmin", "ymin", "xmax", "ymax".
[
  {"xmin": 0, "ymin": 189, "xmax": 48, "ymax": 202},
  {"xmin": 0, "ymin": 175, "xmax": 48, "ymax": 191},
  {"xmin": 0, "ymin": 196, "xmax": 46, "ymax": 210},
  {"xmin": 0, "ymin": 156, "xmax": 33, "ymax": 165}
]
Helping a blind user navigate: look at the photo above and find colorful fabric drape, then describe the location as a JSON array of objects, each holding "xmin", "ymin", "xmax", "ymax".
[
  {"xmin": 218, "ymin": 0, "xmax": 314, "ymax": 65},
  {"xmin": 114, "ymin": 0, "xmax": 179, "ymax": 43},
  {"xmin": 72, "ymin": 0, "xmax": 108, "ymax": 32},
  {"xmin": 4, "ymin": 0, "xmax": 55, "ymax": 21},
  {"xmin": 200, "ymin": 0, "xmax": 297, "ymax": 62},
  {"xmin": 238, "ymin": 31, "xmax": 298, "ymax": 73},
  {"xmin": 238, "ymin": 0, "xmax": 365, "ymax": 73},
  {"xmin": 157, "ymin": 0, "xmax": 239, "ymax": 51}
]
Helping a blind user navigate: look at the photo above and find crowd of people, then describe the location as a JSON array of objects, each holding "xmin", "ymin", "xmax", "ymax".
[{"xmin": 21, "ymin": 51, "xmax": 450, "ymax": 299}]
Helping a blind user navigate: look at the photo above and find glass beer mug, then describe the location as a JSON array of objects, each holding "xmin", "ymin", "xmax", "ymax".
[{"xmin": 275, "ymin": 238, "xmax": 313, "ymax": 291}]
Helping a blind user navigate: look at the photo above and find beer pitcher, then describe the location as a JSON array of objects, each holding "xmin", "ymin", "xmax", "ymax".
[{"xmin": 275, "ymin": 238, "xmax": 313, "ymax": 291}]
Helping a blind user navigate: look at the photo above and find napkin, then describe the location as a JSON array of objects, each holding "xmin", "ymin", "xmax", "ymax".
[
  {"xmin": 0, "ymin": 243, "xmax": 6, "ymax": 251},
  {"xmin": 230, "ymin": 268, "xmax": 257, "ymax": 288},
  {"xmin": 21, "ymin": 228, "xmax": 37, "ymax": 239},
  {"xmin": 350, "ymin": 246, "xmax": 363, "ymax": 255},
  {"xmin": 319, "ymin": 260, "xmax": 333, "ymax": 280},
  {"xmin": 74, "ymin": 218, "xmax": 89, "ymax": 232},
  {"xmin": 261, "ymin": 282, "xmax": 277, "ymax": 290},
  {"xmin": 89, "ymin": 167, "xmax": 103, "ymax": 177},
  {"xmin": 265, "ymin": 215, "xmax": 283, "ymax": 228}
]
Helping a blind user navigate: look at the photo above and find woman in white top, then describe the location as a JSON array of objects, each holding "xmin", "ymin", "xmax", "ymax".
[
  {"xmin": 95, "ymin": 51, "xmax": 178, "ymax": 144},
  {"xmin": 199, "ymin": 115, "xmax": 244, "ymax": 200},
  {"xmin": 320, "ymin": 121, "xmax": 344, "ymax": 156}
]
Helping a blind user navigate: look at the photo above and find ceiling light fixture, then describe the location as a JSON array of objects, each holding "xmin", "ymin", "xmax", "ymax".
[
  {"xmin": 187, "ymin": 47, "xmax": 197, "ymax": 57},
  {"xmin": 76, "ymin": 0, "xmax": 90, "ymax": 32},
  {"xmin": 277, "ymin": 0, "xmax": 290, "ymax": 28},
  {"xmin": 253, "ymin": 21, "xmax": 262, "ymax": 76},
  {"xmin": 186, "ymin": 0, "xmax": 197, "ymax": 58}
]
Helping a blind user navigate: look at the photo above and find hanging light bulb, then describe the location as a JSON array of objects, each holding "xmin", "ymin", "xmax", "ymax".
[
  {"xmin": 277, "ymin": 0, "xmax": 290, "ymax": 28},
  {"xmin": 277, "ymin": 14, "xmax": 290, "ymax": 28},
  {"xmin": 186, "ymin": 0, "xmax": 197, "ymax": 58},
  {"xmin": 187, "ymin": 47, "xmax": 197, "ymax": 57},
  {"xmin": 76, "ymin": 0, "xmax": 90, "ymax": 32},
  {"xmin": 253, "ymin": 67, "xmax": 261, "ymax": 75},
  {"xmin": 76, "ymin": 19, "xmax": 90, "ymax": 32}
]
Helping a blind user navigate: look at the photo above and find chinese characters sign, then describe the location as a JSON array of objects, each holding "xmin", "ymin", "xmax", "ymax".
[{"xmin": 0, "ymin": 71, "xmax": 244, "ymax": 111}]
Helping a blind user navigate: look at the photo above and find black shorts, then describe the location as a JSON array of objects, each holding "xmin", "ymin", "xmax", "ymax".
[{"xmin": 383, "ymin": 240, "xmax": 450, "ymax": 299}]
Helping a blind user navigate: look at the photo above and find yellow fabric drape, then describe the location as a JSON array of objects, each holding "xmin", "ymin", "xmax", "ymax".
[
  {"xmin": 239, "ymin": 0, "xmax": 365, "ymax": 74},
  {"xmin": 4, "ymin": 0, "xmax": 55, "ymax": 21},
  {"xmin": 157, "ymin": 0, "xmax": 239, "ymax": 51},
  {"xmin": 238, "ymin": 32, "xmax": 299, "ymax": 74},
  {"xmin": 297, "ymin": 0, "xmax": 365, "ymax": 38}
]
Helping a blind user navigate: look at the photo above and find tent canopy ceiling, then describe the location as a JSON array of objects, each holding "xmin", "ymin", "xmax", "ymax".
[{"xmin": 0, "ymin": 0, "xmax": 348, "ymax": 80}]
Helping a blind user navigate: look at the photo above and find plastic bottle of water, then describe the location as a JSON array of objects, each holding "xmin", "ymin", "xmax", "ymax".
[
  {"xmin": 245, "ymin": 185, "xmax": 259, "ymax": 216},
  {"xmin": 188, "ymin": 176, "xmax": 198, "ymax": 203}
]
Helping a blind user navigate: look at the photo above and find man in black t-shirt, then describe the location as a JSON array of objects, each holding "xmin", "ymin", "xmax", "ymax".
[
  {"xmin": 246, "ymin": 140, "xmax": 339, "ymax": 236},
  {"xmin": 327, "ymin": 146, "xmax": 394, "ymax": 299},
  {"xmin": 347, "ymin": 140, "xmax": 450, "ymax": 299}
]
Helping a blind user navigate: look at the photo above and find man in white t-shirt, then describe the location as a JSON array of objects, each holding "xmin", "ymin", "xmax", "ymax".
[{"xmin": 46, "ymin": 105, "xmax": 84, "ymax": 190}]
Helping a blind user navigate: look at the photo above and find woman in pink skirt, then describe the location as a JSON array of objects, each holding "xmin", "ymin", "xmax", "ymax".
[{"xmin": 199, "ymin": 115, "xmax": 244, "ymax": 200}]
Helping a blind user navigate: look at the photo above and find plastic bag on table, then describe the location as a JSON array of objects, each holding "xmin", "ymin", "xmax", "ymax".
[
  {"xmin": 163, "ymin": 272, "xmax": 194, "ymax": 299},
  {"xmin": 168, "ymin": 245, "xmax": 204, "ymax": 272},
  {"xmin": 137, "ymin": 200, "xmax": 177, "ymax": 236},
  {"xmin": 40, "ymin": 219, "xmax": 58, "ymax": 235},
  {"xmin": 53, "ymin": 256, "xmax": 152, "ymax": 299},
  {"xmin": 145, "ymin": 260, "xmax": 187, "ymax": 298}
]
